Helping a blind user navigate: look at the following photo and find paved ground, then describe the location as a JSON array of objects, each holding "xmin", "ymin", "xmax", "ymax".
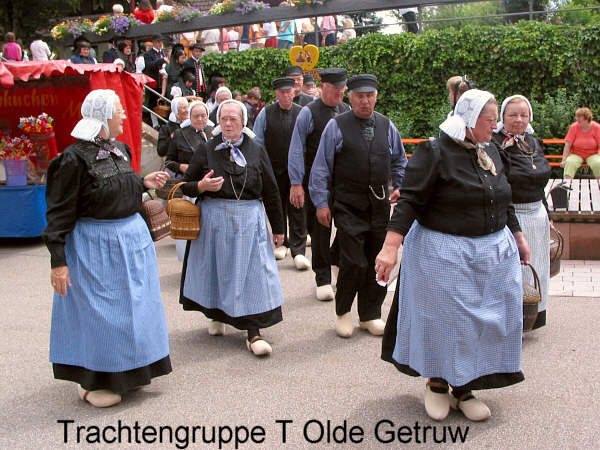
[{"xmin": 0, "ymin": 237, "xmax": 598, "ymax": 449}]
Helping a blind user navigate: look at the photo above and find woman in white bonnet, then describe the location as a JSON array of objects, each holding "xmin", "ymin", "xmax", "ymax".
[
  {"xmin": 178, "ymin": 99, "xmax": 285, "ymax": 357},
  {"xmin": 492, "ymin": 95, "xmax": 552, "ymax": 330},
  {"xmin": 43, "ymin": 89, "xmax": 172, "ymax": 407},
  {"xmin": 376, "ymin": 89, "xmax": 530, "ymax": 422}
]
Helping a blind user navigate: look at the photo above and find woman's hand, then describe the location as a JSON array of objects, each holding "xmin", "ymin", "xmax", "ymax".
[
  {"xmin": 374, "ymin": 232, "xmax": 404, "ymax": 283},
  {"xmin": 179, "ymin": 163, "xmax": 189, "ymax": 173},
  {"xmin": 197, "ymin": 169, "xmax": 224, "ymax": 193},
  {"xmin": 559, "ymin": 160, "xmax": 566, "ymax": 168},
  {"xmin": 513, "ymin": 231, "xmax": 531, "ymax": 265},
  {"xmin": 389, "ymin": 189, "xmax": 401, "ymax": 204},
  {"xmin": 143, "ymin": 171, "xmax": 169, "ymax": 189},
  {"xmin": 273, "ymin": 234, "xmax": 284, "ymax": 247},
  {"xmin": 51, "ymin": 266, "xmax": 71, "ymax": 296}
]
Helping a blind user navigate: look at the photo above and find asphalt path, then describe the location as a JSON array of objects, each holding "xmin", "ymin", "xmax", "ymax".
[{"xmin": 0, "ymin": 236, "xmax": 598, "ymax": 449}]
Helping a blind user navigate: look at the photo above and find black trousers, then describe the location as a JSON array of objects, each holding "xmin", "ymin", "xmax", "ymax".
[
  {"xmin": 335, "ymin": 228, "xmax": 387, "ymax": 320},
  {"xmin": 305, "ymin": 186, "xmax": 333, "ymax": 286},
  {"xmin": 275, "ymin": 172, "xmax": 307, "ymax": 257}
]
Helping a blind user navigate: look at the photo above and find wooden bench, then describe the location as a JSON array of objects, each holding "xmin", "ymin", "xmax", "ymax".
[{"xmin": 544, "ymin": 179, "xmax": 600, "ymax": 260}]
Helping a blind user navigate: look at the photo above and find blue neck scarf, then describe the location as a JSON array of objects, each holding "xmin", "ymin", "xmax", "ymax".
[{"xmin": 215, "ymin": 135, "xmax": 247, "ymax": 167}]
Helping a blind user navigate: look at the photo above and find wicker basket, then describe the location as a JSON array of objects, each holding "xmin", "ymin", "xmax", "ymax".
[
  {"xmin": 167, "ymin": 182, "xmax": 201, "ymax": 240},
  {"xmin": 550, "ymin": 226, "xmax": 563, "ymax": 278},
  {"xmin": 522, "ymin": 263, "xmax": 542, "ymax": 332},
  {"xmin": 140, "ymin": 192, "xmax": 171, "ymax": 241}
]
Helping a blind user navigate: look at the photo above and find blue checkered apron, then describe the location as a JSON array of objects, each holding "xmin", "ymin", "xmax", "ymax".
[
  {"xmin": 392, "ymin": 222, "xmax": 523, "ymax": 387},
  {"xmin": 514, "ymin": 201, "xmax": 549, "ymax": 314},
  {"xmin": 183, "ymin": 198, "xmax": 284, "ymax": 317},
  {"xmin": 49, "ymin": 214, "xmax": 170, "ymax": 372}
]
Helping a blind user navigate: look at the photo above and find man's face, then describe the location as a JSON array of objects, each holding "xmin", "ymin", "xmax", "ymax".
[
  {"xmin": 275, "ymin": 88, "xmax": 294, "ymax": 110},
  {"xmin": 192, "ymin": 48, "xmax": 203, "ymax": 59},
  {"xmin": 153, "ymin": 39, "xmax": 163, "ymax": 49},
  {"xmin": 288, "ymin": 74, "xmax": 303, "ymax": 96},
  {"xmin": 349, "ymin": 90, "xmax": 378, "ymax": 119},
  {"xmin": 321, "ymin": 82, "xmax": 346, "ymax": 107}
]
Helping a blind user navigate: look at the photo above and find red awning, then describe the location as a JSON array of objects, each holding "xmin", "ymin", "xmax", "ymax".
[{"xmin": 0, "ymin": 61, "xmax": 156, "ymax": 88}]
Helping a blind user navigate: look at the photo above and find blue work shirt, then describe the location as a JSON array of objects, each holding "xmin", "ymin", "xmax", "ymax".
[
  {"xmin": 308, "ymin": 115, "xmax": 407, "ymax": 210},
  {"xmin": 287, "ymin": 106, "xmax": 316, "ymax": 185}
]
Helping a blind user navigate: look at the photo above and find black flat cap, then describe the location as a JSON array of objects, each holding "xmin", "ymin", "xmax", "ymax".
[
  {"xmin": 319, "ymin": 68, "xmax": 347, "ymax": 86},
  {"xmin": 303, "ymin": 74, "xmax": 315, "ymax": 85},
  {"xmin": 74, "ymin": 37, "xmax": 91, "ymax": 48},
  {"xmin": 272, "ymin": 77, "xmax": 296, "ymax": 90},
  {"xmin": 347, "ymin": 74, "xmax": 377, "ymax": 92},
  {"xmin": 152, "ymin": 34, "xmax": 164, "ymax": 41},
  {"xmin": 190, "ymin": 42, "xmax": 205, "ymax": 51},
  {"xmin": 284, "ymin": 65, "xmax": 303, "ymax": 76}
]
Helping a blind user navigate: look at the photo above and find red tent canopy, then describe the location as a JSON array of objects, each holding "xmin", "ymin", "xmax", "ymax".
[{"xmin": 0, "ymin": 61, "xmax": 156, "ymax": 172}]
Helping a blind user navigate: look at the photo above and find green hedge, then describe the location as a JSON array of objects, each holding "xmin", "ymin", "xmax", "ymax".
[{"xmin": 201, "ymin": 21, "xmax": 600, "ymax": 146}]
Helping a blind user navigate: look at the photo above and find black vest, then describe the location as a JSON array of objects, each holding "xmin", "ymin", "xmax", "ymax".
[
  {"xmin": 332, "ymin": 111, "xmax": 391, "ymax": 232},
  {"xmin": 305, "ymin": 99, "xmax": 350, "ymax": 184},
  {"xmin": 264, "ymin": 102, "xmax": 302, "ymax": 175},
  {"xmin": 294, "ymin": 92, "xmax": 313, "ymax": 107}
]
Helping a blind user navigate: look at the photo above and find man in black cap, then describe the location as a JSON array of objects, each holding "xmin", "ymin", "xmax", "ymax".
[
  {"xmin": 309, "ymin": 74, "xmax": 407, "ymax": 338},
  {"xmin": 183, "ymin": 42, "xmax": 207, "ymax": 98},
  {"xmin": 143, "ymin": 34, "xmax": 169, "ymax": 127},
  {"xmin": 288, "ymin": 67, "xmax": 351, "ymax": 301},
  {"xmin": 302, "ymin": 74, "xmax": 318, "ymax": 97},
  {"xmin": 254, "ymin": 78, "xmax": 310, "ymax": 269},
  {"xmin": 284, "ymin": 66, "xmax": 314, "ymax": 107}
]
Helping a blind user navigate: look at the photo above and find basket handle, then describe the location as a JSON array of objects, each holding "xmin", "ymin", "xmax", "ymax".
[
  {"xmin": 524, "ymin": 263, "xmax": 541, "ymax": 295},
  {"xmin": 168, "ymin": 181, "xmax": 186, "ymax": 202},
  {"xmin": 550, "ymin": 225, "xmax": 563, "ymax": 260}
]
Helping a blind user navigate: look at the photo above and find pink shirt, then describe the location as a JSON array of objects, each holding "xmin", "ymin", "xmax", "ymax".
[
  {"xmin": 3, "ymin": 42, "xmax": 21, "ymax": 61},
  {"xmin": 321, "ymin": 16, "xmax": 336, "ymax": 36},
  {"xmin": 565, "ymin": 121, "xmax": 600, "ymax": 160}
]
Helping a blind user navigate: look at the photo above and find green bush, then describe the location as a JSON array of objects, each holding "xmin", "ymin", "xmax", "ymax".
[{"xmin": 202, "ymin": 21, "xmax": 599, "ymax": 140}]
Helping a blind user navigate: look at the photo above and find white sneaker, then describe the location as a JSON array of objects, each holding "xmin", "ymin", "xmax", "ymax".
[
  {"xmin": 316, "ymin": 284, "xmax": 334, "ymax": 301},
  {"xmin": 273, "ymin": 246, "xmax": 288, "ymax": 260},
  {"xmin": 294, "ymin": 254, "xmax": 311, "ymax": 270},
  {"xmin": 335, "ymin": 312, "xmax": 353, "ymax": 338},
  {"xmin": 306, "ymin": 235, "xmax": 312, "ymax": 247},
  {"xmin": 208, "ymin": 320, "xmax": 225, "ymax": 336},
  {"xmin": 246, "ymin": 337, "xmax": 272, "ymax": 356},
  {"xmin": 77, "ymin": 385, "xmax": 121, "ymax": 408},
  {"xmin": 359, "ymin": 318, "xmax": 386, "ymax": 336}
]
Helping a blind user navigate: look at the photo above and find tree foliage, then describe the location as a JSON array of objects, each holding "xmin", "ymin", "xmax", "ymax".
[
  {"xmin": 502, "ymin": 0, "xmax": 550, "ymax": 23},
  {"xmin": 419, "ymin": 2, "xmax": 503, "ymax": 30},
  {"xmin": 0, "ymin": 0, "xmax": 83, "ymax": 40}
]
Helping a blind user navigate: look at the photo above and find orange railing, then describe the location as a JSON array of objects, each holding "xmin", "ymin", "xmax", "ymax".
[{"xmin": 401, "ymin": 138, "xmax": 586, "ymax": 167}]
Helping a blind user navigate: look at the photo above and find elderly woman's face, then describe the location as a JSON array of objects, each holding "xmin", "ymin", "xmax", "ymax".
[
  {"xmin": 107, "ymin": 100, "xmax": 127, "ymax": 138},
  {"xmin": 190, "ymin": 105, "xmax": 208, "ymax": 131},
  {"xmin": 217, "ymin": 91, "xmax": 232, "ymax": 104},
  {"xmin": 470, "ymin": 103, "xmax": 498, "ymax": 143},
  {"xmin": 176, "ymin": 102, "xmax": 189, "ymax": 122},
  {"xmin": 219, "ymin": 103, "xmax": 244, "ymax": 141},
  {"xmin": 503, "ymin": 100, "xmax": 530, "ymax": 135}
]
